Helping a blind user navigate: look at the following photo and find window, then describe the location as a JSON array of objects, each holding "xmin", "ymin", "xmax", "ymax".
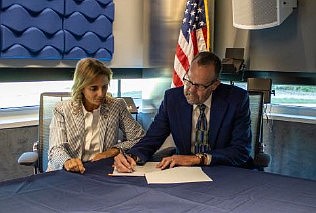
[
  {"xmin": 0, "ymin": 80, "xmax": 119, "ymax": 109},
  {"xmin": 0, "ymin": 81, "xmax": 72, "ymax": 109},
  {"xmin": 221, "ymin": 81, "xmax": 316, "ymax": 123},
  {"xmin": 13, "ymin": 78, "xmax": 170, "ymax": 111},
  {"xmin": 119, "ymin": 78, "xmax": 171, "ymax": 111},
  {"xmin": 1, "ymin": 79, "xmax": 314, "ymax": 128},
  {"xmin": 271, "ymin": 85, "xmax": 316, "ymax": 107},
  {"xmin": 222, "ymin": 81, "xmax": 316, "ymax": 107}
]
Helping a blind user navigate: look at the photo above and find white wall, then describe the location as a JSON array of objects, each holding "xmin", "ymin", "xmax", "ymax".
[
  {"xmin": 109, "ymin": 0, "xmax": 144, "ymax": 68},
  {"xmin": 214, "ymin": 0, "xmax": 316, "ymax": 72}
]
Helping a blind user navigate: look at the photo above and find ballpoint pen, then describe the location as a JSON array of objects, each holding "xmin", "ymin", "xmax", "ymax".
[{"xmin": 119, "ymin": 148, "xmax": 135, "ymax": 172}]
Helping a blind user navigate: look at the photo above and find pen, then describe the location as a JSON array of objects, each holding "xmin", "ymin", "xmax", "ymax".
[
  {"xmin": 119, "ymin": 148, "xmax": 128, "ymax": 158},
  {"xmin": 119, "ymin": 148, "xmax": 135, "ymax": 172}
]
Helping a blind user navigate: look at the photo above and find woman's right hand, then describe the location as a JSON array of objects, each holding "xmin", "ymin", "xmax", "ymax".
[
  {"xmin": 64, "ymin": 158, "xmax": 85, "ymax": 174},
  {"xmin": 91, "ymin": 148, "xmax": 120, "ymax": 162}
]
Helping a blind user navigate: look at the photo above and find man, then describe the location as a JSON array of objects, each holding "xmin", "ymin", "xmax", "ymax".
[{"xmin": 114, "ymin": 51, "xmax": 251, "ymax": 172}]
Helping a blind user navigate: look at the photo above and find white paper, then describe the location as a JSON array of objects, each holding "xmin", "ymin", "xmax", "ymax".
[
  {"xmin": 145, "ymin": 166, "xmax": 213, "ymax": 184},
  {"xmin": 110, "ymin": 162, "xmax": 212, "ymax": 184},
  {"xmin": 110, "ymin": 162, "xmax": 160, "ymax": 176}
]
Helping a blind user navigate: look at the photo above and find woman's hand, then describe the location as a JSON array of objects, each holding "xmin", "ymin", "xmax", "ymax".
[
  {"xmin": 64, "ymin": 158, "xmax": 85, "ymax": 174},
  {"xmin": 91, "ymin": 148, "xmax": 120, "ymax": 162}
]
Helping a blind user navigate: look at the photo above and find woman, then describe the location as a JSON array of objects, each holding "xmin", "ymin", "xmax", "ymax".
[{"xmin": 47, "ymin": 58, "xmax": 144, "ymax": 173}]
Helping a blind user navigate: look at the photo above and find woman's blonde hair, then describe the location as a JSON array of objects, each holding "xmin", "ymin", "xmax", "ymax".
[{"xmin": 72, "ymin": 58, "xmax": 112, "ymax": 102}]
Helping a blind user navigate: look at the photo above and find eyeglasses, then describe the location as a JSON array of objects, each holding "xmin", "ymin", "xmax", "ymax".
[{"xmin": 182, "ymin": 74, "xmax": 217, "ymax": 91}]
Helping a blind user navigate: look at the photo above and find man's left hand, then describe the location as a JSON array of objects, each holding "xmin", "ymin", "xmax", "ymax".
[{"xmin": 156, "ymin": 155, "xmax": 201, "ymax": 170}]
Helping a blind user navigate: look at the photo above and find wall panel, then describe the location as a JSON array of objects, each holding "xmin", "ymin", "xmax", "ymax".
[{"xmin": 0, "ymin": 0, "xmax": 114, "ymax": 60}]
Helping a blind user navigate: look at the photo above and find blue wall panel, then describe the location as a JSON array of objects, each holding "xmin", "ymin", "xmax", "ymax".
[
  {"xmin": 64, "ymin": 0, "xmax": 114, "ymax": 60},
  {"xmin": 0, "ymin": 0, "xmax": 64, "ymax": 59},
  {"xmin": 0, "ymin": 0, "xmax": 114, "ymax": 60}
]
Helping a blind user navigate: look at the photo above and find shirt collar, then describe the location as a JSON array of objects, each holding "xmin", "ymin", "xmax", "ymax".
[
  {"xmin": 82, "ymin": 104, "xmax": 101, "ymax": 117},
  {"xmin": 193, "ymin": 93, "xmax": 212, "ymax": 111}
]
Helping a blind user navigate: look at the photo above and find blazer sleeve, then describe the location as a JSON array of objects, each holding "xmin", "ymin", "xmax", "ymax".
[
  {"xmin": 113, "ymin": 99, "xmax": 145, "ymax": 151},
  {"xmin": 128, "ymin": 91, "xmax": 172, "ymax": 162},
  {"xmin": 47, "ymin": 103, "xmax": 72, "ymax": 171}
]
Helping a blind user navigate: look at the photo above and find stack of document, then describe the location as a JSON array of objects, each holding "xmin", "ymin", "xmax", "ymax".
[{"xmin": 110, "ymin": 162, "xmax": 212, "ymax": 184}]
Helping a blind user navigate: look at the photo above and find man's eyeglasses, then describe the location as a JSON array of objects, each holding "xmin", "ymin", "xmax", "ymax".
[{"xmin": 182, "ymin": 74, "xmax": 217, "ymax": 91}]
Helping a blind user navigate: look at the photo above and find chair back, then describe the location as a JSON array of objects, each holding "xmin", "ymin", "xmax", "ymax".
[
  {"xmin": 247, "ymin": 78, "xmax": 272, "ymax": 104},
  {"xmin": 248, "ymin": 91, "xmax": 264, "ymax": 159},
  {"xmin": 38, "ymin": 92, "xmax": 71, "ymax": 172}
]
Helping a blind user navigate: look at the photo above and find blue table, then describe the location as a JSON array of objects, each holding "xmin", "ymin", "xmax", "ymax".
[{"xmin": 0, "ymin": 158, "xmax": 315, "ymax": 212}]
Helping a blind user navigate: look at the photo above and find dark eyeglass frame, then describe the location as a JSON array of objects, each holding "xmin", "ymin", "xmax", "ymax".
[{"xmin": 182, "ymin": 73, "xmax": 217, "ymax": 91}]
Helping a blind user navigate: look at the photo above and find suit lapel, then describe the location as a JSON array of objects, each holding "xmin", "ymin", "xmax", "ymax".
[
  {"xmin": 209, "ymin": 92, "xmax": 228, "ymax": 150},
  {"xmin": 179, "ymin": 97, "xmax": 193, "ymax": 154},
  {"xmin": 71, "ymin": 101, "xmax": 85, "ymax": 138},
  {"xmin": 99, "ymin": 101, "xmax": 110, "ymax": 151},
  {"xmin": 69, "ymin": 100, "xmax": 85, "ymax": 158}
]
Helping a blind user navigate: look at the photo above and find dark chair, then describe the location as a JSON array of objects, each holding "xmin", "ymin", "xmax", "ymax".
[
  {"xmin": 18, "ymin": 92, "xmax": 71, "ymax": 174},
  {"xmin": 247, "ymin": 78, "xmax": 274, "ymax": 104},
  {"xmin": 248, "ymin": 91, "xmax": 270, "ymax": 171}
]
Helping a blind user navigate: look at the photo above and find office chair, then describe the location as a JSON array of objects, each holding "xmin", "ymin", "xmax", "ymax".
[
  {"xmin": 247, "ymin": 78, "xmax": 274, "ymax": 104},
  {"xmin": 248, "ymin": 91, "xmax": 271, "ymax": 171},
  {"xmin": 18, "ymin": 92, "xmax": 71, "ymax": 174},
  {"xmin": 18, "ymin": 93, "xmax": 142, "ymax": 173}
]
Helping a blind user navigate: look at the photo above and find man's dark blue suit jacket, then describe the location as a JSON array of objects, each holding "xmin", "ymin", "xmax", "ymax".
[{"xmin": 129, "ymin": 83, "xmax": 252, "ymax": 166}]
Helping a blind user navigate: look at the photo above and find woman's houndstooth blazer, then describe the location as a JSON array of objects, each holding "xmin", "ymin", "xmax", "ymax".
[{"xmin": 47, "ymin": 97, "xmax": 144, "ymax": 171}]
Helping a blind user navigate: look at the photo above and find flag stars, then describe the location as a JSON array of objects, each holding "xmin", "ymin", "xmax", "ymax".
[
  {"xmin": 199, "ymin": 21, "xmax": 205, "ymax": 26},
  {"xmin": 175, "ymin": 0, "xmax": 208, "ymax": 85},
  {"xmin": 181, "ymin": 0, "xmax": 206, "ymax": 33}
]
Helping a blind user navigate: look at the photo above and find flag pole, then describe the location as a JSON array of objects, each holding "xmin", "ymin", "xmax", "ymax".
[{"xmin": 204, "ymin": 0, "xmax": 210, "ymax": 51}]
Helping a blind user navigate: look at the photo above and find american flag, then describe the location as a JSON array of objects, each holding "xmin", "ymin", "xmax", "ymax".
[{"xmin": 172, "ymin": 0, "xmax": 210, "ymax": 87}]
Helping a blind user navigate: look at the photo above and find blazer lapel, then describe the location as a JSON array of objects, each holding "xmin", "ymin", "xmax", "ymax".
[
  {"xmin": 69, "ymin": 100, "xmax": 85, "ymax": 158},
  {"xmin": 71, "ymin": 101, "xmax": 85, "ymax": 137},
  {"xmin": 209, "ymin": 94, "xmax": 228, "ymax": 150},
  {"xmin": 99, "ymin": 101, "xmax": 110, "ymax": 151},
  {"xmin": 179, "ymin": 98, "xmax": 193, "ymax": 154}
]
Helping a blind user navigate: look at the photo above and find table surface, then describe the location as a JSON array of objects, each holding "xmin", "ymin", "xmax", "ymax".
[{"xmin": 0, "ymin": 158, "xmax": 315, "ymax": 213}]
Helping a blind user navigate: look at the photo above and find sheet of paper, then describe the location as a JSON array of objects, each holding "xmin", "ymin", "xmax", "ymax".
[
  {"xmin": 145, "ymin": 167, "xmax": 213, "ymax": 184},
  {"xmin": 110, "ymin": 162, "xmax": 160, "ymax": 176}
]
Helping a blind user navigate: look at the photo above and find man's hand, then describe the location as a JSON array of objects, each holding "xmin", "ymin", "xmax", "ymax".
[
  {"xmin": 113, "ymin": 153, "xmax": 136, "ymax": 173},
  {"xmin": 91, "ymin": 148, "xmax": 120, "ymax": 162},
  {"xmin": 156, "ymin": 155, "xmax": 200, "ymax": 170},
  {"xmin": 64, "ymin": 158, "xmax": 85, "ymax": 174}
]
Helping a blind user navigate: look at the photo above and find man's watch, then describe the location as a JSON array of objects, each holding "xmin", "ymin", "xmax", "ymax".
[{"xmin": 195, "ymin": 153, "xmax": 206, "ymax": 166}]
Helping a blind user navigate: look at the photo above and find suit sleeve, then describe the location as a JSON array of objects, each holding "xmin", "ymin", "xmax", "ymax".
[
  {"xmin": 47, "ymin": 103, "xmax": 72, "ymax": 171},
  {"xmin": 128, "ymin": 91, "xmax": 172, "ymax": 162},
  {"xmin": 113, "ymin": 99, "xmax": 145, "ymax": 150}
]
